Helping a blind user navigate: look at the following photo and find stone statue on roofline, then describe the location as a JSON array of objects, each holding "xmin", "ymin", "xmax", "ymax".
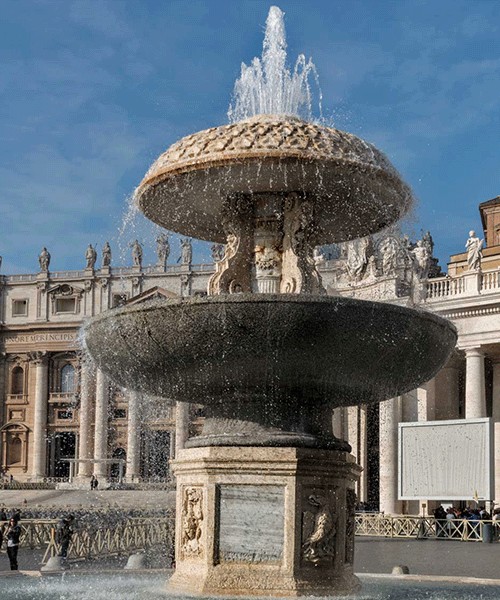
[
  {"xmin": 38, "ymin": 247, "xmax": 51, "ymax": 272},
  {"xmin": 465, "ymin": 230, "xmax": 483, "ymax": 271},
  {"xmin": 85, "ymin": 244, "xmax": 97, "ymax": 269},
  {"xmin": 411, "ymin": 239, "xmax": 431, "ymax": 280},
  {"xmin": 379, "ymin": 236, "xmax": 399, "ymax": 277},
  {"xmin": 156, "ymin": 233, "xmax": 170, "ymax": 269},
  {"xmin": 101, "ymin": 242, "xmax": 112, "ymax": 267},
  {"xmin": 131, "ymin": 240, "xmax": 143, "ymax": 268},
  {"xmin": 180, "ymin": 238, "xmax": 192, "ymax": 266}
]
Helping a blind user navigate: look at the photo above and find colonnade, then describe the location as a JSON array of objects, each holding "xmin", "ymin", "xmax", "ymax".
[
  {"xmin": 22, "ymin": 355, "xmax": 191, "ymax": 483},
  {"xmin": 378, "ymin": 346, "xmax": 500, "ymax": 514}
]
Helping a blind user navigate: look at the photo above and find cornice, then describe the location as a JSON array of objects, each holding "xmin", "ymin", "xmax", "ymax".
[{"xmin": 433, "ymin": 303, "xmax": 500, "ymax": 320}]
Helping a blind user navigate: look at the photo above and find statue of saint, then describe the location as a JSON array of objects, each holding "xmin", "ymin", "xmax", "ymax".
[
  {"xmin": 379, "ymin": 237, "xmax": 399, "ymax": 276},
  {"xmin": 0, "ymin": 256, "xmax": 2, "ymax": 271},
  {"xmin": 131, "ymin": 240, "xmax": 143, "ymax": 268},
  {"xmin": 38, "ymin": 247, "xmax": 51, "ymax": 272},
  {"xmin": 411, "ymin": 240, "xmax": 430, "ymax": 279},
  {"xmin": 465, "ymin": 230, "xmax": 483, "ymax": 271},
  {"xmin": 346, "ymin": 237, "xmax": 370, "ymax": 281},
  {"xmin": 156, "ymin": 233, "xmax": 170, "ymax": 268},
  {"xmin": 85, "ymin": 244, "xmax": 97, "ymax": 269},
  {"xmin": 422, "ymin": 230, "xmax": 434, "ymax": 256},
  {"xmin": 211, "ymin": 243, "xmax": 225, "ymax": 262},
  {"xmin": 102, "ymin": 241, "xmax": 111, "ymax": 267},
  {"xmin": 180, "ymin": 238, "xmax": 192, "ymax": 266}
]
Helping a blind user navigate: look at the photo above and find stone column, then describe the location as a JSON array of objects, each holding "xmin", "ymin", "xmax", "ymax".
[
  {"xmin": 332, "ymin": 407, "xmax": 346, "ymax": 440},
  {"xmin": 492, "ymin": 362, "xmax": 500, "ymax": 505},
  {"xmin": 417, "ymin": 380, "xmax": 435, "ymax": 422},
  {"xmin": 31, "ymin": 352, "xmax": 49, "ymax": 480},
  {"xmin": 175, "ymin": 401, "xmax": 190, "ymax": 457},
  {"xmin": 465, "ymin": 348, "xmax": 486, "ymax": 419},
  {"xmin": 491, "ymin": 360, "xmax": 500, "ymax": 423},
  {"xmin": 77, "ymin": 359, "xmax": 94, "ymax": 478},
  {"xmin": 346, "ymin": 405, "xmax": 367, "ymax": 501},
  {"xmin": 93, "ymin": 368, "xmax": 109, "ymax": 479},
  {"xmin": 495, "ymin": 423, "xmax": 500, "ymax": 506},
  {"xmin": 0, "ymin": 354, "xmax": 6, "ymax": 429},
  {"xmin": 434, "ymin": 362, "xmax": 460, "ymax": 420},
  {"xmin": 379, "ymin": 396, "xmax": 402, "ymax": 515},
  {"xmin": 126, "ymin": 390, "xmax": 141, "ymax": 481}
]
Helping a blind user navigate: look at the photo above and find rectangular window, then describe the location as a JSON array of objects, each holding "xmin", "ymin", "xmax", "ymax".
[
  {"xmin": 12, "ymin": 299, "xmax": 28, "ymax": 316},
  {"xmin": 112, "ymin": 294, "xmax": 128, "ymax": 308},
  {"xmin": 113, "ymin": 408, "xmax": 127, "ymax": 420},
  {"xmin": 55, "ymin": 298, "xmax": 76, "ymax": 313},
  {"xmin": 57, "ymin": 410, "xmax": 73, "ymax": 420}
]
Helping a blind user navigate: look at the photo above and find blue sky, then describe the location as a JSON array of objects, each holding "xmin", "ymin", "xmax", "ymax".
[{"xmin": 1, "ymin": 0, "xmax": 499, "ymax": 274}]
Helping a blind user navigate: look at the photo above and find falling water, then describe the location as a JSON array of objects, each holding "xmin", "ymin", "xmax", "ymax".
[{"xmin": 228, "ymin": 6, "xmax": 322, "ymax": 123}]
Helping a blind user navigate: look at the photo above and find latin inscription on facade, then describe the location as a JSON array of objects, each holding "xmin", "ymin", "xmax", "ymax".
[
  {"xmin": 4, "ymin": 332, "xmax": 77, "ymax": 345},
  {"xmin": 217, "ymin": 484, "xmax": 284, "ymax": 563}
]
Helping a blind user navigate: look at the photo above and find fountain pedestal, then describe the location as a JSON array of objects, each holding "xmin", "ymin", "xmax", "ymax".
[{"xmin": 169, "ymin": 446, "xmax": 361, "ymax": 597}]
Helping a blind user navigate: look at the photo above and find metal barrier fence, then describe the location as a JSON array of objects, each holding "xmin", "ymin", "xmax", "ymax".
[
  {"xmin": 355, "ymin": 514, "xmax": 499, "ymax": 542},
  {"xmin": 2, "ymin": 518, "xmax": 172, "ymax": 564}
]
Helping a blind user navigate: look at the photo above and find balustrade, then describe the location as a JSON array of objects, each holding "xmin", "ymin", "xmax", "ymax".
[{"xmin": 355, "ymin": 513, "xmax": 498, "ymax": 542}]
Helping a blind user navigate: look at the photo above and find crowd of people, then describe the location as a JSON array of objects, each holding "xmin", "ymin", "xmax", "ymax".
[{"xmin": 433, "ymin": 505, "xmax": 500, "ymax": 538}]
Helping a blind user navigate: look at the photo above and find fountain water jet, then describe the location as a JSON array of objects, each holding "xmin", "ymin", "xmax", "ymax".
[
  {"xmin": 228, "ymin": 6, "xmax": 321, "ymax": 122},
  {"xmin": 83, "ymin": 6, "xmax": 457, "ymax": 597}
]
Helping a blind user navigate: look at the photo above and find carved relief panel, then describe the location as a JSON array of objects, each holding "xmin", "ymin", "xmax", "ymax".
[
  {"xmin": 180, "ymin": 486, "xmax": 204, "ymax": 559},
  {"xmin": 301, "ymin": 487, "xmax": 338, "ymax": 567}
]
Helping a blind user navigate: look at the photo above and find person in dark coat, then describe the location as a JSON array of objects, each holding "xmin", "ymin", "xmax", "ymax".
[
  {"xmin": 6, "ymin": 516, "xmax": 21, "ymax": 570},
  {"xmin": 56, "ymin": 515, "xmax": 74, "ymax": 562}
]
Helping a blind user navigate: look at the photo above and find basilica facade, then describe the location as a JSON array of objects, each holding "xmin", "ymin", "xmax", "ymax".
[{"xmin": 1, "ymin": 196, "xmax": 499, "ymax": 514}]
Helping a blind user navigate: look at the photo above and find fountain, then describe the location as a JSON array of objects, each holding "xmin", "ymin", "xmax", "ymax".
[{"xmin": 83, "ymin": 6, "xmax": 456, "ymax": 597}]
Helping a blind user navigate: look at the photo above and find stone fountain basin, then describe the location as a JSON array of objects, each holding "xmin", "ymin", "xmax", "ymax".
[
  {"xmin": 84, "ymin": 294, "xmax": 456, "ymax": 408},
  {"xmin": 135, "ymin": 116, "xmax": 414, "ymax": 244}
]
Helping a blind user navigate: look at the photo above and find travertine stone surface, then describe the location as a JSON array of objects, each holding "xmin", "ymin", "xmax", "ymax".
[
  {"xmin": 135, "ymin": 115, "xmax": 414, "ymax": 244},
  {"xmin": 169, "ymin": 446, "xmax": 362, "ymax": 597}
]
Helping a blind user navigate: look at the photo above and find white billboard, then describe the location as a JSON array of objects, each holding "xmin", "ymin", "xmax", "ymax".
[{"xmin": 398, "ymin": 418, "xmax": 493, "ymax": 501}]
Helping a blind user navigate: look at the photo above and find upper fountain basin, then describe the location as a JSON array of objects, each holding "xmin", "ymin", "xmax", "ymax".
[
  {"xmin": 84, "ymin": 294, "xmax": 456, "ymax": 408},
  {"xmin": 135, "ymin": 115, "xmax": 414, "ymax": 244}
]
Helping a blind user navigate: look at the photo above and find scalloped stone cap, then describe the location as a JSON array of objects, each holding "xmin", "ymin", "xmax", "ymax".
[{"xmin": 135, "ymin": 115, "xmax": 414, "ymax": 243}]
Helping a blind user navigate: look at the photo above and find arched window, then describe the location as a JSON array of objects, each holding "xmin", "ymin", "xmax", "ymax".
[
  {"xmin": 11, "ymin": 366, "xmax": 24, "ymax": 395},
  {"xmin": 60, "ymin": 364, "xmax": 75, "ymax": 393}
]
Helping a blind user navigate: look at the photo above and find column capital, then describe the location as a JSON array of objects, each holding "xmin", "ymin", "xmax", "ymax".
[
  {"xmin": 464, "ymin": 347, "xmax": 485, "ymax": 358},
  {"xmin": 28, "ymin": 350, "xmax": 48, "ymax": 365}
]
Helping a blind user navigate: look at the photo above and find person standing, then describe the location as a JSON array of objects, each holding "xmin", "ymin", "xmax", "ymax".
[
  {"xmin": 6, "ymin": 516, "xmax": 21, "ymax": 570},
  {"xmin": 90, "ymin": 475, "xmax": 96, "ymax": 491},
  {"xmin": 56, "ymin": 515, "xmax": 74, "ymax": 563}
]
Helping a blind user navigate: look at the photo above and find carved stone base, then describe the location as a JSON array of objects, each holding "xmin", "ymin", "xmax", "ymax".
[{"xmin": 169, "ymin": 446, "xmax": 361, "ymax": 597}]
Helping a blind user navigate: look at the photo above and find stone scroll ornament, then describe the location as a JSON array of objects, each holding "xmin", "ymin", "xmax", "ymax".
[
  {"xmin": 208, "ymin": 194, "xmax": 254, "ymax": 295},
  {"xmin": 301, "ymin": 492, "xmax": 337, "ymax": 566},
  {"xmin": 181, "ymin": 487, "xmax": 204, "ymax": 558},
  {"xmin": 281, "ymin": 193, "xmax": 325, "ymax": 295}
]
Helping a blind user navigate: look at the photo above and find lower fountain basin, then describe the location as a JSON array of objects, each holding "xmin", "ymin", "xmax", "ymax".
[{"xmin": 84, "ymin": 294, "xmax": 456, "ymax": 408}]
